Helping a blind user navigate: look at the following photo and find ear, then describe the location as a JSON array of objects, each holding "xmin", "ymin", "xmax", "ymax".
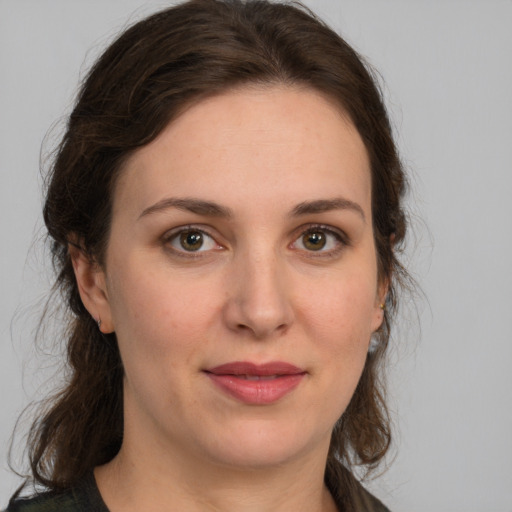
[
  {"xmin": 371, "ymin": 277, "xmax": 389, "ymax": 333},
  {"xmin": 371, "ymin": 234, "xmax": 395, "ymax": 332},
  {"xmin": 68, "ymin": 243, "xmax": 114, "ymax": 334}
]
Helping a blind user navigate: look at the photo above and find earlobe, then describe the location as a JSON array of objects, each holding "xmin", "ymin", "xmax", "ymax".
[
  {"xmin": 68, "ymin": 243, "xmax": 114, "ymax": 333},
  {"xmin": 371, "ymin": 301, "xmax": 386, "ymax": 333}
]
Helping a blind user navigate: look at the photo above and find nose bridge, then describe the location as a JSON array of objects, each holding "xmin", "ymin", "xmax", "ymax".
[{"xmin": 224, "ymin": 241, "xmax": 294, "ymax": 339}]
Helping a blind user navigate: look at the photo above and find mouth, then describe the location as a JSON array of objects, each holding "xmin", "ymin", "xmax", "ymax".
[
  {"xmin": 204, "ymin": 361, "xmax": 306, "ymax": 405},
  {"xmin": 231, "ymin": 374, "xmax": 282, "ymax": 381}
]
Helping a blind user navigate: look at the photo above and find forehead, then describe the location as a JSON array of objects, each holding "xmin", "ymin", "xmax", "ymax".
[{"xmin": 113, "ymin": 85, "xmax": 371, "ymax": 218}]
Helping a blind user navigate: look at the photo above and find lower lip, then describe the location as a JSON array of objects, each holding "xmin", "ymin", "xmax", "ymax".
[{"xmin": 206, "ymin": 373, "xmax": 305, "ymax": 405}]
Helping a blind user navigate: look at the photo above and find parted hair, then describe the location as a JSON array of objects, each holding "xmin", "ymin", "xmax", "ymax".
[{"xmin": 20, "ymin": 0, "xmax": 408, "ymax": 508}]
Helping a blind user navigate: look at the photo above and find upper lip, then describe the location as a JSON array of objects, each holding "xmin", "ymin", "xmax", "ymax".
[{"xmin": 205, "ymin": 361, "xmax": 305, "ymax": 376}]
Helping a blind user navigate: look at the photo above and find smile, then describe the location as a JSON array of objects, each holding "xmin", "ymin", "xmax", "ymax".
[{"xmin": 204, "ymin": 361, "xmax": 306, "ymax": 405}]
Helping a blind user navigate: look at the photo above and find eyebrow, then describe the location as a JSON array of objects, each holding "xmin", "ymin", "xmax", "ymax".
[
  {"xmin": 138, "ymin": 196, "xmax": 365, "ymax": 222},
  {"xmin": 138, "ymin": 197, "xmax": 233, "ymax": 220},
  {"xmin": 291, "ymin": 198, "xmax": 366, "ymax": 222}
]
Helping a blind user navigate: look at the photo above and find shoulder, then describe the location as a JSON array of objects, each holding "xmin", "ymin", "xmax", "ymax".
[
  {"xmin": 353, "ymin": 484, "xmax": 391, "ymax": 512},
  {"xmin": 5, "ymin": 474, "xmax": 109, "ymax": 512},
  {"xmin": 6, "ymin": 491, "xmax": 81, "ymax": 512},
  {"xmin": 326, "ymin": 463, "xmax": 391, "ymax": 512}
]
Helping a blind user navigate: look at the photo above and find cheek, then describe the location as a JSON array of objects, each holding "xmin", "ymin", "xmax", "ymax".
[
  {"xmin": 297, "ymin": 284, "xmax": 374, "ymax": 432},
  {"xmin": 301, "ymin": 270, "xmax": 378, "ymax": 340},
  {"xmin": 106, "ymin": 260, "xmax": 218, "ymax": 361},
  {"xmin": 296, "ymin": 266, "xmax": 378, "ymax": 401}
]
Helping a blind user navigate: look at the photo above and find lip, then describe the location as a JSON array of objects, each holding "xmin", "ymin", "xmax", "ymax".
[{"xmin": 204, "ymin": 361, "xmax": 306, "ymax": 405}]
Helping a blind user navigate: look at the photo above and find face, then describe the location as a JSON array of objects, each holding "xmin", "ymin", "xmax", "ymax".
[{"xmin": 77, "ymin": 86, "xmax": 386, "ymax": 472}]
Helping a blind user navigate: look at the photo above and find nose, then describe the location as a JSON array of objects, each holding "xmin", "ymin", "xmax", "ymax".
[{"xmin": 222, "ymin": 250, "xmax": 294, "ymax": 340}]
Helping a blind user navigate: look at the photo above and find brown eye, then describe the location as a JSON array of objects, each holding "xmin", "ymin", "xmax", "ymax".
[
  {"xmin": 302, "ymin": 231, "xmax": 326, "ymax": 251},
  {"xmin": 291, "ymin": 226, "xmax": 346, "ymax": 256},
  {"xmin": 179, "ymin": 231, "xmax": 204, "ymax": 251},
  {"xmin": 166, "ymin": 228, "xmax": 221, "ymax": 256}
]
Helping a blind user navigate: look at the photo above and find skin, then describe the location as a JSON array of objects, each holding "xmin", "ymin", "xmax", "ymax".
[{"xmin": 71, "ymin": 85, "xmax": 386, "ymax": 512}]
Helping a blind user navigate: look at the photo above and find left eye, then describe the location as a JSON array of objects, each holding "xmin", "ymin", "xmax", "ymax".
[
  {"xmin": 292, "ymin": 227, "xmax": 343, "ymax": 253},
  {"xmin": 167, "ymin": 229, "xmax": 219, "ymax": 252}
]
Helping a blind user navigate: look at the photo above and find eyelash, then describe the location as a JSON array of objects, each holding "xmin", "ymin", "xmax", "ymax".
[
  {"xmin": 290, "ymin": 224, "xmax": 349, "ymax": 258},
  {"xmin": 162, "ymin": 225, "xmax": 222, "ymax": 259},
  {"xmin": 162, "ymin": 224, "xmax": 349, "ymax": 259}
]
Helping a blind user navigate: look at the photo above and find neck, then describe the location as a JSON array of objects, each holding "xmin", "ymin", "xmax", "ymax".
[{"xmin": 95, "ymin": 440, "xmax": 338, "ymax": 512}]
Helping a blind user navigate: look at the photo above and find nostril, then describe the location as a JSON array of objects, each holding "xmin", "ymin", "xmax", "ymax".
[{"xmin": 222, "ymin": 275, "xmax": 294, "ymax": 338}]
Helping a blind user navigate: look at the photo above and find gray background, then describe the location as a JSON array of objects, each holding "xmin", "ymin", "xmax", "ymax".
[{"xmin": 1, "ymin": 1, "xmax": 511, "ymax": 510}]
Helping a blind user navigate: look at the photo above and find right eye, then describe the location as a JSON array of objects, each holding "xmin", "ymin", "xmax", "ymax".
[{"xmin": 165, "ymin": 228, "xmax": 220, "ymax": 253}]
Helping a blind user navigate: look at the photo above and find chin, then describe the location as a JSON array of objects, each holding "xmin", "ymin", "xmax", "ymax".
[{"xmin": 198, "ymin": 418, "xmax": 329, "ymax": 470}]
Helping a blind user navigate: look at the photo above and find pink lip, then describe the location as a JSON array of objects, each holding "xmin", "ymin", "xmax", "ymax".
[{"xmin": 204, "ymin": 361, "xmax": 306, "ymax": 405}]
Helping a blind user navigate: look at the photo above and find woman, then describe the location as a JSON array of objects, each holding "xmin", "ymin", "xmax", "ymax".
[{"xmin": 6, "ymin": 0, "xmax": 408, "ymax": 510}]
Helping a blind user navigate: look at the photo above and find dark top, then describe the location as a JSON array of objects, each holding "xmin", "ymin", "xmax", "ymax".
[
  {"xmin": 5, "ymin": 472, "xmax": 390, "ymax": 511},
  {"xmin": 5, "ymin": 474, "xmax": 108, "ymax": 512}
]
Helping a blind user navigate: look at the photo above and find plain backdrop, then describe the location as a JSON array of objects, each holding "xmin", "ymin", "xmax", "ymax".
[{"xmin": 1, "ymin": 1, "xmax": 511, "ymax": 511}]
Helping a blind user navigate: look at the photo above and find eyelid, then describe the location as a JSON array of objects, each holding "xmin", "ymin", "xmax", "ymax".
[
  {"xmin": 161, "ymin": 223, "xmax": 349, "ymax": 259},
  {"xmin": 162, "ymin": 224, "xmax": 224, "ymax": 256},
  {"xmin": 290, "ymin": 223, "xmax": 350, "ymax": 255}
]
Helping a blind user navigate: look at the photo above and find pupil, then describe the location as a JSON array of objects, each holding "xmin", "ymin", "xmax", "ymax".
[
  {"xmin": 304, "ymin": 232, "xmax": 326, "ymax": 250},
  {"xmin": 180, "ymin": 231, "xmax": 203, "ymax": 251}
]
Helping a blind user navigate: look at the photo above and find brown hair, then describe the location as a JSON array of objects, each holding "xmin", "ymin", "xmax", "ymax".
[{"xmin": 19, "ymin": 0, "xmax": 408, "ymax": 506}]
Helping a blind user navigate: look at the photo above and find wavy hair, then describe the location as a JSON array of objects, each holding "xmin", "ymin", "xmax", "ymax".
[{"xmin": 16, "ymin": 0, "xmax": 408, "ymax": 507}]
